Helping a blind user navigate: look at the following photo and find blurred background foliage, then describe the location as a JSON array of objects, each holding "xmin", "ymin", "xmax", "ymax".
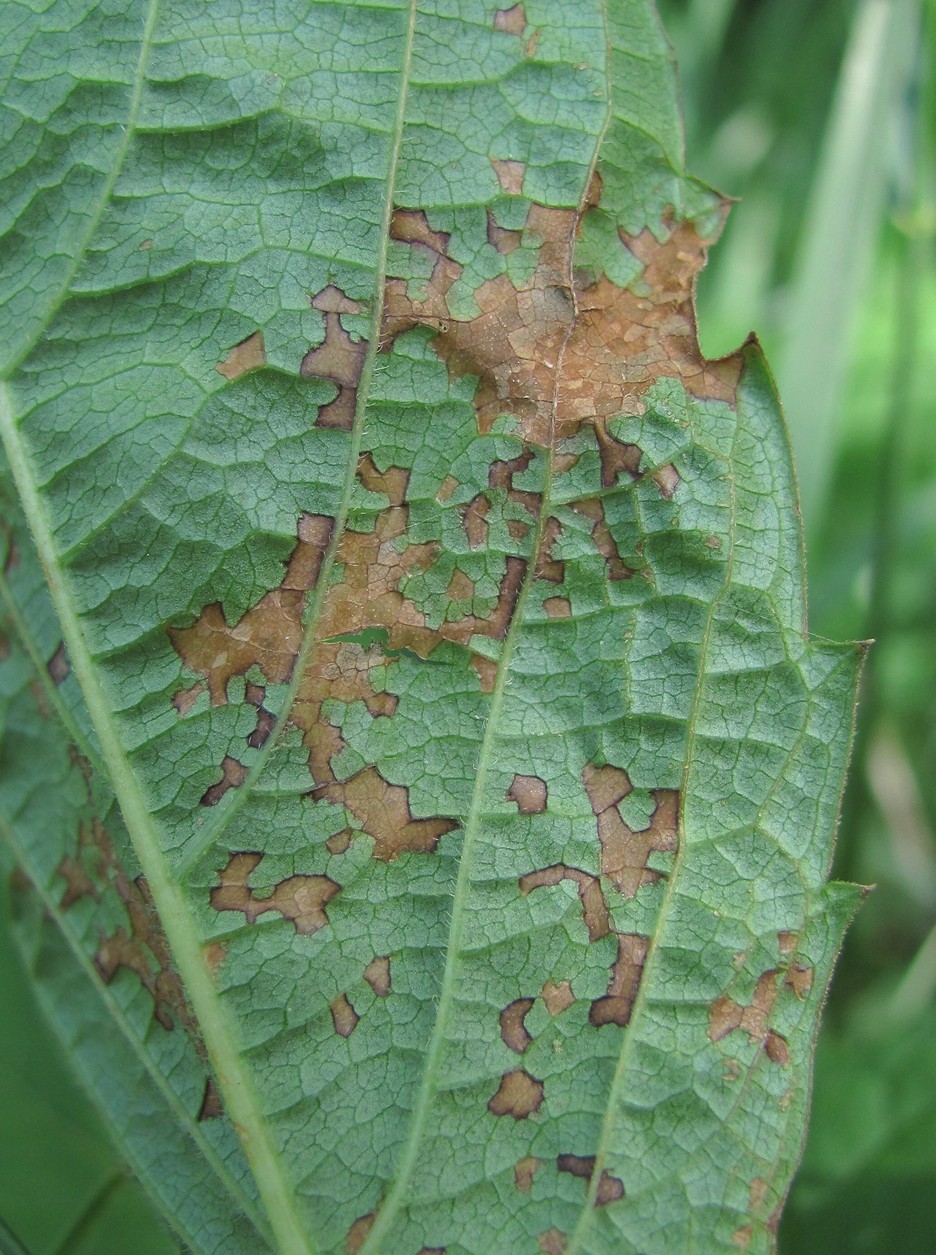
[
  {"xmin": 1, "ymin": 1, "xmax": 933, "ymax": 1251},
  {"xmin": 659, "ymin": 0, "xmax": 936, "ymax": 1249}
]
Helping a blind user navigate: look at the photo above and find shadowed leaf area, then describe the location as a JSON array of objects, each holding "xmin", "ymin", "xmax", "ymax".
[{"xmin": 0, "ymin": 2, "xmax": 863, "ymax": 1253}]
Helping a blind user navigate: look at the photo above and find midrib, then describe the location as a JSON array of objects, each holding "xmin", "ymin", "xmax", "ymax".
[{"xmin": 0, "ymin": 3, "xmax": 419, "ymax": 1252}]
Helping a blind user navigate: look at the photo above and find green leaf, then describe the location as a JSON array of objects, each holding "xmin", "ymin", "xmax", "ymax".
[{"xmin": 0, "ymin": 2, "xmax": 863, "ymax": 1252}]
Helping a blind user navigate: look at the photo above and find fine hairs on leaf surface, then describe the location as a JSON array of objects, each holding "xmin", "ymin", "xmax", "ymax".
[{"xmin": 0, "ymin": 2, "xmax": 863, "ymax": 1253}]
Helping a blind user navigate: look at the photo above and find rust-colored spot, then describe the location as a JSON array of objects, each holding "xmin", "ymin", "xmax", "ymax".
[
  {"xmin": 538, "ymin": 1231, "xmax": 567, "ymax": 1255},
  {"xmin": 330, "ymin": 993, "xmax": 359, "ymax": 1037},
  {"xmin": 520, "ymin": 864, "xmax": 611, "ymax": 942},
  {"xmin": 557, "ymin": 1153, "xmax": 594, "ymax": 1181},
  {"xmin": 95, "ymin": 870, "xmax": 193, "ymax": 1034},
  {"xmin": 500, "ymin": 998, "xmax": 534, "ymax": 1053},
  {"xmin": 494, "ymin": 3, "xmax": 526, "ymax": 35},
  {"xmin": 244, "ymin": 683, "xmax": 276, "ymax": 749},
  {"xmin": 589, "ymin": 933, "xmax": 649, "ymax": 1028},
  {"xmin": 211, "ymin": 851, "xmax": 340, "ymax": 936},
  {"xmin": 315, "ymin": 766, "xmax": 457, "ymax": 861},
  {"xmin": 169, "ymin": 513, "xmax": 334, "ymax": 703},
  {"xmin": 326, "ymin": 828, "xmax": 354, "ymax": 856},
  {"xmin": 583, "ymin": 764, "xmax": 680, "ymax": 899},
  {"xmin": 173, "ymin": 681, "xmax": 203, "ymax": 716},
  {"xmin": 570, "ymin": 498, "xmax": 634, "ymax": 581},
  {"xmin": 312, "ymin": 284, "xmax": 362, "ymax": 316},
  {"xmin": 437, "ymin": 474, "xmax": 458, "ymax": 502},
  {"xmin": 56, "ymin": 852, "xmax": 98, "ymax": 911},
  {"xmin": 708, "ymin": 970, "xmax": 790, "ymax": 1066},
  {"xmin": 462, "ymin": 493, "xmax": 490, "ymax": 548},
  {"xmin": 489, "ymin": 158, "xmax": 526, "ymax": 196},
  {"xmin": 543, "ymin": 596, "xmax": 571, "ymax": 619},
  {"xmin": 488, "ymin": 1068, "xmax": 544, "ymax": 1118},
  {"xmin": 47, "ymin": 642, "xmax": 69, "ymax": 685},
  {"xmin": 765, "ymin": 1031, "xmax": 790, "ymax": 1065},
  {"xmin": 204, "ymin": 940, "xmax": 226, "ymax": 977},
  {"xmin": 447, "ymin": 567, "xmax": 475, "ymax": 601},
  {"xmin": 471, "ymin": 654, "xmax": 498, "ymax": 693},
  {"xmin": 778, "ymin": 930, "xmax": 798, "ymax": 954},
  {"xmin": 346, "ymin": 1214, "xmax": 375, "ymax": 1255},
  {"xmin": 364, "ymin": 955, "xmax": 391, "ymax": 997},
  {"xmin": 535, "ymin": 516, "xmax": 565, "ymax": 583},
  {"xmin": 785, "ymin": 963, "xmax": 814, "ymax": 998},
  {"xmin": 197, "ymin": 1077, "xmax": 223, "ymax": 1121},
  {"xmin": 652, "ymin": 462, "xmax": 680, "ymax": 498},
  {"xmin": 200, "ymin": 755, "xmax": 248, "ymax": 807},
  {"xmin": 557, "ymin": 1155, "xmax": 625, "ymax": 1207},
  {"xmin": 750, "ymin": 1178, "xmax": 769, "ymax": 1210},
  {"xmin": 303, "ymin": 288, "xmax": 367, "ymax": 430},
  {"xmin": 514, "ymin": 1155, "xmax": 542, "ymax": 1192},
  {"xmin": 487, "ymin": 209, "xmax": 522, "ymax": 255},
  {"xmin": 508, "ymin": 773, "xmax": 547, "ymax": 814},
  {"xmin": 541, "ymin": 979, "xmax": 575, "ymax": 1015},
  {"xmin": 216, "ymin": 330, "xmax": 265, "ymax": 380},
  {"xmin": 357, "ymin": 453, "xmax": 409, "ymax": 506}
]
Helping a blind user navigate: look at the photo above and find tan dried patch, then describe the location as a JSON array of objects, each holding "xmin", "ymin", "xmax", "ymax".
[
  {"xmin": 364, "ymin": 955, "xmax": 391, "ymax": 997},
  {"xmin": 778, "ymin": 930, "xmax": 799, "ymax": 954},
  {"xmin": 732, "ymin": 1225, "xmax": 753, "ymax": 1250},
  {"xmin": 490, "ymin": 158, "xmax": 526, "ymax": 196},
  {"xmin": 541, "ymin": 979, "xmax": 575, "ymax": 1015},
  {"xmin": 589, "ymin": 933, "xmax": 649, "ymax": 1028},
  {"xmin": 538, "ymin": 1230, "xmax": 567, "ymax": 1255},
  {"xmin": 197, "ymin": 1077, "xmax": 223, "ymax": 1121},
  {"xmin": 494, "ymin": 3, "xmax": 526, "ymax": 36},
  {"xmin": 543, "ymin": 597, "xmax": 571, "ymax": 618},
  {"xmin": 488, "ymin": 1068, "xmax": 544, "ymax": 1118},
  {"xmin": 382, "ymin": 199, "xmax": 739, "ymax": 449},
  {"xmin": 500, "ymin": 998, "xmax": 534, "ymax": 1053},
  {"xmin": 169, "ymin": 513, "xmax": 334, "ymax": 703},
  {"xmin": 557, "ymin": 1155, "xmax": 625, "ymax": 1207},
  {"xmin": 330, "ymin": 993, "xmax": 359, "ymax": 1037},
  {"xmin": 570, "ymin": 498, "xmax": 634, "ymax": 580},
  {"xmin": 583, "ymin": 764, "xmax": 680, "ymax": 898},
  {"xmin": 200, "ymin": 755, "xmax": 248, "ymax": 807},
  {"xmin": 56, "ymin": 849, "xmax": 98, "ymax": 911},
  {"xmin": 346, "ymin": 1214, "xmax": 375, "ymax": 1255},
  {"xmin": 210, "ymin": 851, "xmax": 340, "ymax": 936},
  {"xmin": 315, "ymin": 766, "xmax": 456, "ymax": 860},
  {"xmin": 519, "ymin": 864, "xmax": 611, "ymax": 942},
  {"xmin": 216, "ymin": 330, "xmax": 265, "ymax": 380},
  {"xmin": 708, "ymin": 970, "xmax": 790, "ymax": 1066},
  {"xmin": 508, "ymin": 773, "xmax": 548, "ymax": 814},
  {"xmin": 514, "ymin": 1155, "xmax": 542, "ymax": 1192},
  {"xmin": 302, "ymin": 287, "xmax": 367, "ymax": 430},
  {"xmin": 47, "ymin": 642, "xmax": 69, "ymax": 685}
]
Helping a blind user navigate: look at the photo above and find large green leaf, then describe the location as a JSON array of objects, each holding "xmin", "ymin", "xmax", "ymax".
[{"xmin": 0, "ymin": 2, "xmax": 863, "ymax": 1252}]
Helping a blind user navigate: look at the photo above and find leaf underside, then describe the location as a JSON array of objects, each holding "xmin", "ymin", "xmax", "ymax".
[{"xmin": 0, "ymin": 2, "xmax": 862, "ymax": 1254}]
